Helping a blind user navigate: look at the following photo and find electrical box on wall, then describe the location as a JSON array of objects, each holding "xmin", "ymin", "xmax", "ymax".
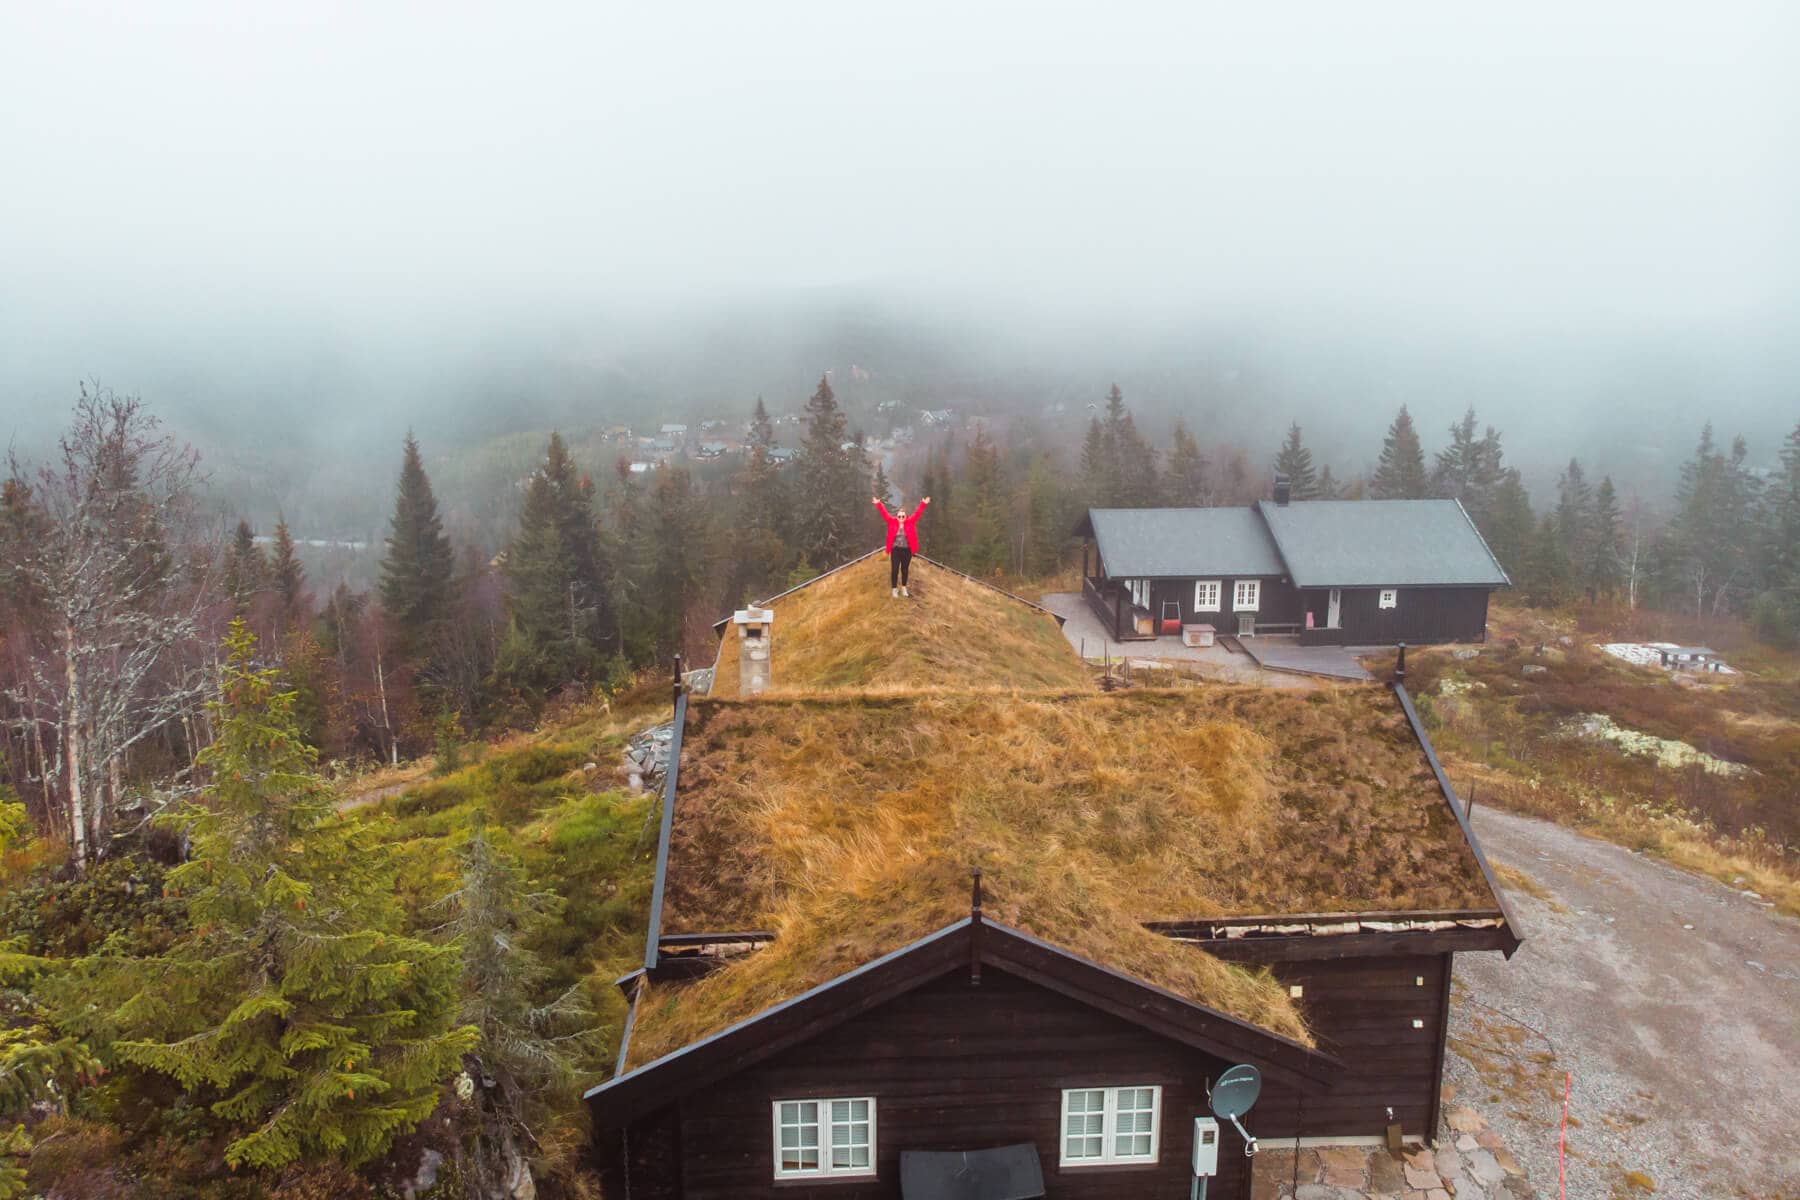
[{"xmin": 1192, "ymin": 1117, "xmax": 1219, "ymax": 1176}]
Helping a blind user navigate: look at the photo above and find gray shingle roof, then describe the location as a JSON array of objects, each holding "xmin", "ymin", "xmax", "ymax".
[
  {"xmin": 1085, "ymin": 508, "xmax": 1287, "ymax": 578},
  {"xmin": 1255, "ymin": 499, "xmax": 1510, "ymax": 588}
]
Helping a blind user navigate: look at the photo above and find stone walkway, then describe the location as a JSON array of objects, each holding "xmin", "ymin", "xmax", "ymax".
[{"xmin": 1250, "ymin": 1097, "xmax": 1534, "ymax": 1200}]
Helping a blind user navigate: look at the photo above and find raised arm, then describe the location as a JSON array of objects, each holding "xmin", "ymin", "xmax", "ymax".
[{"xmin": 872, "ymin": 498, "xmax": 892, "ymax": 519}]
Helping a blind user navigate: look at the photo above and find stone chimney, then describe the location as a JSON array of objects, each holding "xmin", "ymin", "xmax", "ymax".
[
  {"xmin": 732, "ymin": 607, "xmax": 774, "ymax": 694},
  {"xmin": 1272, "ymin": 471, "xmax": 1292, "ymax": 506}
]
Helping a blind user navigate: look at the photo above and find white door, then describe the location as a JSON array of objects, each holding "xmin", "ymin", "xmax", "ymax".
[
  {"xmin": 1327, "ymin": 588, "xmax": 1341, "ymax": 629},
  {"xmin": 1238, "ymin": 613, "xmax": 1255, "ymax": 637}
]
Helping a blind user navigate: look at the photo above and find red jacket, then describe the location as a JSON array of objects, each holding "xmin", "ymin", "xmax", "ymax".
[{"xmin": 875, "ymin": 498, "xmax": 928, "ymax": 554}]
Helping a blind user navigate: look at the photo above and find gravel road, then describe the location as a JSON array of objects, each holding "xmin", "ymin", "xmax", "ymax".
[{"xmin": 1446, "ymin": 807, "xmax": 1799, "ymax": 1200}]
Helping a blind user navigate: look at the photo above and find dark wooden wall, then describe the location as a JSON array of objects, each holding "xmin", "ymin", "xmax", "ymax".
[
  {"xmin": 1325, "ymin": 587, "xmax": 1491, "ymax": 645},
  {"xmin": 600, "ymin": 966, "xmax": 1257, "ymax": 1200},
  {"xmin": 1145, "ymin": 575, "xmax": 1304, "ymax": 634},
  {"xmin": 1254, "ymin": 953, "xmax": 1453, "ymax": 1141}
]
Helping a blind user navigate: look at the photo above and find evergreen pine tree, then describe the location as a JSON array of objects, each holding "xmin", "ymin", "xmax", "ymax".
[
  {"xmin": 110, "ymin": 623, "xmax": 475, "ymax": 1170},
  {"xmin": 222, "ymin": 519, "xmax": 265, "ymax": 609},
  {"xmin": 1116, "ymin": 410, "xmax": 1160, "ymax": 505},
  {"xmin": 792, "ymin": 376, "xmax": 864, "ymax": 568},
  {"xmin": 1080, "ymin": 417, "xmax": 1110, "ymax": 507},
  {"xmin": 872, "ymin": 461, "xmax": 894, "ymax": 508},
  {"xmin": 1314, "ymin": 464, "xmax": 1340, "ymax": 500},
  {"xmin": 438, "ymin": 824, "xmax": 597, "ymax": 1198},
  {"xmin": 1371, "ymin": 406, "xmax": 1429, "ymax": 499},
  {"xmin": 1166, "ymin": 420, "xmax": 1210, "ymax": 506},
  {"xmin": 270, "ymin": 517, "xmax": 306, "ymax": 620},
  {"xmin": 1555, "ymin": 458, "xmax": 1594, "ymax": 577},
  {"xmin": 379, "ymin": 434, "xmax": 455, "ymax": 653},
  {"xmin": 1273, "ymin": 422, "xmax": 1319, "ymax": 500},
  {"xmin": 1483, "ymin": 469, "xmax": 1536, "ymax": 580},
  {"xmin": 1751, "ymin": 421, "xmax": 1800, "ymax": 644},
  {"xmin": 725, "ymin": 397, "xmax": 791, "ymax": 603},
  {"xmin": 495, "ymin": 434, "xmax": 612, "ymax": 701},
  {"xmin": 960, "ymin": 429, "xmax": 1010, "ymax": 576},
  {"xmin": 1586, "ymin": 477, "xmax": 1624, "ymax": 601},
  {"xmin": 1524, "ymin": 515, "xmax": 1569, "ymax": 607},
  {"xmin": 647, "ymin": 467, "xmax": 706, "ymax": 655}
]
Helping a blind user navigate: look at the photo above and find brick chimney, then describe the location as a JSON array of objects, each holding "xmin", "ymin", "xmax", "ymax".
[{"xmin": 732, "ymin": 607, "xmax": 774, "ymax": 694}]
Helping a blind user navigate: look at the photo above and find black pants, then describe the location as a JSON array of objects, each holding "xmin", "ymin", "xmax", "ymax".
[{"xmin": 890, "ymin": 548, "xmax": 912, "ymax": 587}]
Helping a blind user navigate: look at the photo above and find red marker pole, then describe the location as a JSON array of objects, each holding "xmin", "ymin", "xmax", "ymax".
[{"xmin": 1558, "ymin": 1071, "xmax": 1571, "ymax": 1200}]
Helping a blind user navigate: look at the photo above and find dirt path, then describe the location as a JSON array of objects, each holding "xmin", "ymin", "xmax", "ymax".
[{"xmin": 1448, "ymin": 807, "xmax": 1800, "ymax": 1200}]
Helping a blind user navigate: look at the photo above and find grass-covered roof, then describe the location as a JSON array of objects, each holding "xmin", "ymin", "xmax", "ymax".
[
  {"xmin": 625, "ymin": 686, "xmax": 1496, "ymax": 1068},
  {"xmin": 709, "ymin": 552, "xmax": 1091, "ymax": 697}
]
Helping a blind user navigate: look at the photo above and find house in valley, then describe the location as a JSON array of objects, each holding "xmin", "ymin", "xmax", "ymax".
[
  {"xmin": 1076, "ymin": 483, "xmax": 1510, "ymax": 646},
  {"xmin": 586, "ymin": 551, "xmax": 1519, "ymax": 1199}
]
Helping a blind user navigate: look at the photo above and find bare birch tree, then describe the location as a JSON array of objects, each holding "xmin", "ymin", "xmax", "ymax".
[{"xmin": 1, "ymin": 387, "xmax": 214, "ymax": 868}]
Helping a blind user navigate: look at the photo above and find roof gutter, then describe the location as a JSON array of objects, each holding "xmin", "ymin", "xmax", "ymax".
[
  {"xmin": 641, "ymin": 689, "xmax": 689, "ymax": 974},
  {"xmin": 1391, "ymin": 679, "xmax": 1523, "ymax": 958}
]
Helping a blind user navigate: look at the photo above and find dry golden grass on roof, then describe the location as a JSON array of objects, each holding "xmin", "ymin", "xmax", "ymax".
[
  {"xmin": 710, "ymin": 553, "xmax": 1091, "ymax": 697},
  {"xmin": 626, "ymin": 687, "xmax": 1496, "ymax": 1067}
]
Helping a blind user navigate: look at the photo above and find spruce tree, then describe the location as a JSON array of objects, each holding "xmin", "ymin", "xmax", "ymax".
[
  {"xmin": 792, "ymin": 376, "xmax": 864, "ymax": 568},
  {"xmin": 648, "ymin": 467, "xmax": 706, "ymax": 655},
  {"xmin": 1315, "ymin": 464, "xmax": 1340, "ymax": 500},
  {"xmin": 110, "ymin": 623, "xmax": 475, "ymax": 1169},
  {"xmin": 725, "ymin": 397, "xmax": 791, "ymax": 602},
  {"xmin": 379, "ymin": 434, "xmax": 455, "ymax": 652},
  {"xmin": 438, "ymin": 824, "xmax": 596, "ymax": 1198},
  {"xmin": 495, "ymin": 434, "xmax": 612, "ymax": 700},
  {"xmin": 222, "ymin": 519, "xmax": 265, "ymax": 609},
  {"xmin": 1555, "ymin": 458, "xmax": 1594, "ymax": 575},
  {"xmin": 270, "ymin": 517, "xmax": 306, "ymax": 620},
  {"xmin": 1080, "ymin": 417, "xmax": 1110, "ymax": 507},
  {"xmin": 1752, "ymin": 421, "xmax": 1800, "ymax": 643},
  {"xmin": 1273, "ymin": 422, "xmax": 1319, "ymax": 500},
  {"xmin": 1586, "ymin": 477, "xmax": 1624, "ymax": 601},
  {"xmin": 1483, "ymin": 469, "xmax": 1536, "ymax": 580},
  {"xmin": 1166, "ymin": 420, "xmax": 1210, "ymax": 506},
  {"xmin": 960, "ymin": 429, "xmax": 1010, "ymax": 576},
  {"xmin": 1370, "ymin": 406, "xmax": 1428, "ymax": 499},
  {"xmin": 872, "ymin": 461, "xmax": 894, "ymax": 508},
  {"xmin": 1524, "ymin": 515, "xmax": 1569, "ymax": 607}
]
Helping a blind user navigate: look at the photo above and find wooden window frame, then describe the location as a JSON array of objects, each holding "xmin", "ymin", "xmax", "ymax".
[
  {"xmin": 1379, "ymin": 588, "xmax": 1398, "ymax": 610},
  {"xmin": 1059, "ymin": 1085, "xmax": 1162, "ymax": 1168},
  {"xmin": 1193, "ymin": 580, "xmax": 1222, "ymax": 613},
  {"xmin": 771, "ymin": 1096, "xmax": 877, "ymax": 1181},
  {"xmin": 1232, "ymin": 579, "xmax": 1261, "ymax": 612}
]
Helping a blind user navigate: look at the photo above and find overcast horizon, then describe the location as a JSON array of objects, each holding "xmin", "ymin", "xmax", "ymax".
[{"xmin": 3, "ymin": 2, "xmax": 1796, "ymax": 468}]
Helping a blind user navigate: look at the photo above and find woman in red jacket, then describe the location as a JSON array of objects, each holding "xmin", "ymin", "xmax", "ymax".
[{"xmin": 873, "ymin": 495, "xmax": 930, "ymax": 598}]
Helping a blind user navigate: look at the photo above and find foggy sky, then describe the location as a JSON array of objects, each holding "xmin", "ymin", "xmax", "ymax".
[{"xmin": 3, "ymin": 2, "xmax": 1796, "ymax": 456}]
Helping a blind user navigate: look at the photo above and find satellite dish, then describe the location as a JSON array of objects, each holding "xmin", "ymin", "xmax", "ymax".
[{"xmin": 1209, "ymin": 1065, "xmax": 1262, "ymax": 1155}]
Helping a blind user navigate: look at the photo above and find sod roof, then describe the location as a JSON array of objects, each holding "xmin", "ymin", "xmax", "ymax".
[
  {"xmin": 624, "ymin": 686, "xmax": 1498, "ymax": 1068},
  {"xmin": 709, "ymin": 552, "xmax": 1090, "ymax": 697}
]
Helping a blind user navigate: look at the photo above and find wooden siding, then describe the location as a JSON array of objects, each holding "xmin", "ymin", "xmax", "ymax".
[
  {"xmin": 1325, "ymin": 587, "xmax": 1491, "ymax": 645},
  {"xmin": 603, "ymin": 965, "xmax": 1258, "ymax": 1200},
  {"xmin": 1255, "ymin": 954, "xmax": 1453, "ymax": 1141},
  {"xmin": 1145, "ymin": 575, "xmax": 1303, "ymax": 634}
]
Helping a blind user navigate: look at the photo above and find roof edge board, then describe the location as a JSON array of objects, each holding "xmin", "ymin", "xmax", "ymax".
[{"xmin": 1391, "ymin": 682, "xmax": 1523, "ymax": 957}]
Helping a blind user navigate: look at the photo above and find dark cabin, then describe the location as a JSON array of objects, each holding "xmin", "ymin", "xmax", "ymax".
[
  {"xmin": 1076, "ymin": 490, "xmax": 1509, "ymax": 646},
  {"xmin": 587, "ymin": 555, "xmax": 1520, "ymax": 1200}
]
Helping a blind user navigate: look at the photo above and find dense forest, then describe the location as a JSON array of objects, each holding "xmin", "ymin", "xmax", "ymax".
[{"xmin": 0, "ymin": 379, "xmax": 1795, "ymax": 1197}]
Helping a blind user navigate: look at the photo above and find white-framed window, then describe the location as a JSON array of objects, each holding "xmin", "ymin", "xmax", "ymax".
[
  {"xmin": 1060, "ymin": 1085, "xmax": 1162, "ymax": 1166},
  {"xmin": 1378, "ymin": 588, "xmax": 1398, "ymax": 610},
  {"xmin": 772, "ymin": 1097, "xmax": 876, "ymax": 1179},
  {"xmin": 1129, "ymin": 578, "xmax": 1151, "ymax": 608},
  {"xmin": 1232, "ymin": 579, "xmax": 1261, "ymax": 612},
  {"xmin": 1193, "ymin": 580, "xmax": 1221, "ymax": 613}
]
